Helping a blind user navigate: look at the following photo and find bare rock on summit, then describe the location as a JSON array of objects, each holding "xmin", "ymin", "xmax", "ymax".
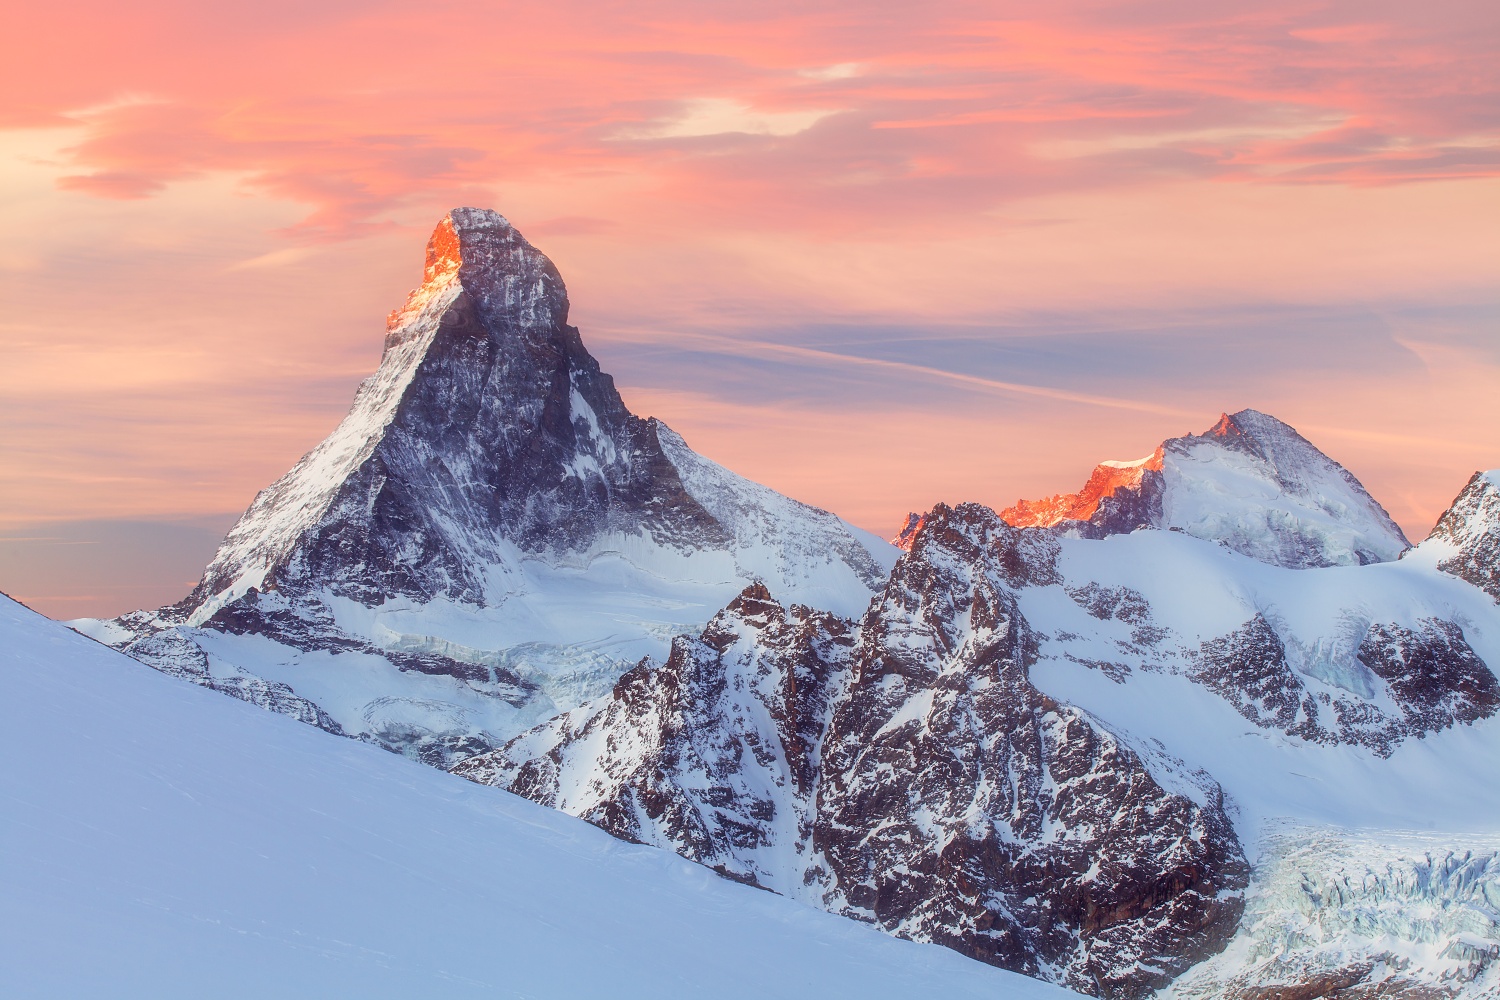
[{"xmin": 78, "ymin": 208, "xmax": 895, "ymax": 762}]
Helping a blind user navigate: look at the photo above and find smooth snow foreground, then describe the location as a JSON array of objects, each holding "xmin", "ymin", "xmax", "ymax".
[{"xmin": 0, "ymin": 595, "xmax": 1071, "ymax": 1000}]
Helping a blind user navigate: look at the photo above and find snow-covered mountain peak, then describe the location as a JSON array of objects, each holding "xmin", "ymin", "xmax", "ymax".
[
  {"xmin": 1202, "ymin": 410, "xmax": 1258, "ymax": 449},
  {"xmin": 1001, "ymin": 408, "xmax": 1409, "ymax": 569},
  {"xmin": 181, "ymin": 208, "xmax": 889, "ymax": 615},
  {"xmin": 85, "ymin": 208, "xmax": 891, "ymax": 762},
  {"xmin": 1415, "ymin": 469, "xmax": 1500, "ymax": 601}
]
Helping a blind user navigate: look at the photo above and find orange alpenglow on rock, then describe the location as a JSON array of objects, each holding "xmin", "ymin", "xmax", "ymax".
[
  {"xmin": 890, "ymin": 512, "xmax": 928, "ymax": 551},
  {"xmin": 1001, "ymin": 449, "xmax": 1164, "ymax": 529},
  {"xmin": 992, "ymin": 408, "xmax": 1411, "ymax": 569}
]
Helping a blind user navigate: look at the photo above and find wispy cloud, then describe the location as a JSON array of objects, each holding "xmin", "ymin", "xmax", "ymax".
[{"xmin": 4, "ymin": 1, "xmax": 1495, "ymax": 235}]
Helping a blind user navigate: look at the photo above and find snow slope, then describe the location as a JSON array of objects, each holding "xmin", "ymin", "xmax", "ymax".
[{"xmin": 0, "ymin": 593, "xmax": 1071, "ymax": 1000}]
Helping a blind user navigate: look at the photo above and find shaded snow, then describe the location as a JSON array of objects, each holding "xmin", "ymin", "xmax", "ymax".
[
  {"xmin": 1, "ymin": 593, "xmax": 1073, "ymax": 1000},
  {"xmin": 1024, "ymin": 530, "xmax": 1500, "ymax": 847}
]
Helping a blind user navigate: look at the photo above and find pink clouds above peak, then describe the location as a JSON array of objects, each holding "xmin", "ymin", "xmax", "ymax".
[
  {"xmin": 2, "ymin": 0, "xmax": 1493, "ymax": 238},
  {"xmin": 2, "ymin": 0, "xmax": 1497, "ymax": 617}
]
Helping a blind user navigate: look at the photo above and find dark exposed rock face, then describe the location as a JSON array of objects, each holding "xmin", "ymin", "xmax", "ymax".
[
  {"xmin": 1188, "ymin": 615, "xmax": 1499, "ymax": 757},
  {"xmin": 1358, "ymin": 620, "xmax": 1500, "ymax": 730},
  {"xmin": 121, "ymin": 628, "xmax": 346, "ymax": 737},
  {"xmin": 818, "ymin": 504, "xmax": 1246, "ymax": 999},
  {"xmin": 1194, "ymin": 615, "xmax": 1324, "ymax": 740},
  {"xmin": 456, "ymin": 584, "xmax": 853, "ymax": 885},
  {"xmin": 1425, "ymin": 472, "xmax": 1500, "ymax": 602},
  {"xmin": 193, "ymin": 208, "xmax": 732, "ymax": 609},
  {"xmin": 459, "ymin": 503, "xmax": 1250, "ymax": 998}
]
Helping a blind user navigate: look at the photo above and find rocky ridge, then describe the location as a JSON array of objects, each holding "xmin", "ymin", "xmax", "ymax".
[
  {"xmin": 458, "ymin": 474, "xmax": 1500, "ymax": 995},
  {"xmin": 1420, "ymin": 471, "xmax": 1500, "ymax": 602},
  {"xmin": 458, "ymin": 504, "xmax": 1252, "ymax": 999}
]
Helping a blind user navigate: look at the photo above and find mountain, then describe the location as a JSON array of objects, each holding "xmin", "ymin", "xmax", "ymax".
[
  {"xmin": 56, "ymin": 208, "xmax": 1500, "ymax": 999},
  {"xmin": 459, "ymin": 475, "xmax": 1500, "ymax": 998},
  {"xmin": 1000, "ymin": 409, "xmax": 1411, "ymax": 569},
  {"xmin": 1412, "ymin": 470, "xmax": 1500, "ymax": 602},
  {"xmin": 75, "ymin": 208, "xmax": 895, "ymax": 765},
  {"xmin": 1, "ymin": 592, "xmax": 1076, "ymax": 1000},
  {"xmin": 455, "ymin": 506, "xmax": 1251, "ymax": 999},
  {"xmin": 891, "ymin": 510, "xmax": 926, "ymax": 549}
]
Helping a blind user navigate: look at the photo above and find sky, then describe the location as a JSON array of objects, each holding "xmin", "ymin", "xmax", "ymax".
[{"xmin": 1, "ymin": 0, "xmax": 1498, "ymax": 618}]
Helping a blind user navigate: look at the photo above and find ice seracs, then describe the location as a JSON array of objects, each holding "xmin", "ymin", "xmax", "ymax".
[{"xmin": 1002, "ymin": 409, "xmax": 1411, "ymax": 569}]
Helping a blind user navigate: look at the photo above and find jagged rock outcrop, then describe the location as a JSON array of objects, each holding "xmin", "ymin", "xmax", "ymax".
[
  {"xmin": 455, "ymin": 584, "xmax": 852, "ymax": 886},
  {"xmin": 1002, "ymin": 410, "xmax": 1410, "ymax": 569},
  {"xmin": 1184, "ymin": 614, "xmax": 1497, "ymax": 756},
  {"xmin": 1422, "ymin": 471, "xmax": 1500, "ymax": 602},
  {"xmin": 815, "ymin": 504, "xmax": 1246, "ymax": 999},
  {"xmin": 460, "ymin": 503, "xmax": 1250, "ymax": 999}
]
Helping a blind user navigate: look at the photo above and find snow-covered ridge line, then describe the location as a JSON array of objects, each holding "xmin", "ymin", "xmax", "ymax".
[{"xmin": 998, "ymin": 408, "xmax": 1411, "ymax": 570}]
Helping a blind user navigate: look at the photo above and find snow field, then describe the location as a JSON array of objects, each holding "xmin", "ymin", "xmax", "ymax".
[{"xmin": 1, "ymin": 593, "xmax": 1073, "ymax": 1000}]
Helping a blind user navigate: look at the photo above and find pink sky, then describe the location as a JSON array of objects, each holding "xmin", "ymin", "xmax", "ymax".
[{"xmin": 2, "ymin": 0, "xmax": 1498, "ymax": 617}]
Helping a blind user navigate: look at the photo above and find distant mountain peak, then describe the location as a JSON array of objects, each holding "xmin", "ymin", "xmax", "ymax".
[
  {"xmin": 88, "ymin": 207, "xmax": 892, "ymax": 765},
  {"xmin": 1003, "ymin": 448, "xmax": 1163, "ymax": 530},
  {"xmin": 1417, "ymin": 470, "xmax": 1500, "ymax": 601},
  {"xmin": 890, "ymin": 512, "xmax": 927, "ymax": 550},
  {"xmin": 1207, "ymin": 410, "xmax": 1247, "ymax": 439},
  {"xmin": 1000, "ymin": 409, "xmax": 1409, "ymax": 568}
]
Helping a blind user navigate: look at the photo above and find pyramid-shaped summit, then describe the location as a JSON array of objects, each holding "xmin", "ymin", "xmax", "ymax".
[
  {"xmin": 188, "ymin": 208, "xmax": 889, "ymax": 618},
  {"xmin": 84, "ymin": 209, "xmax": 893, "ymax": 765}
]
